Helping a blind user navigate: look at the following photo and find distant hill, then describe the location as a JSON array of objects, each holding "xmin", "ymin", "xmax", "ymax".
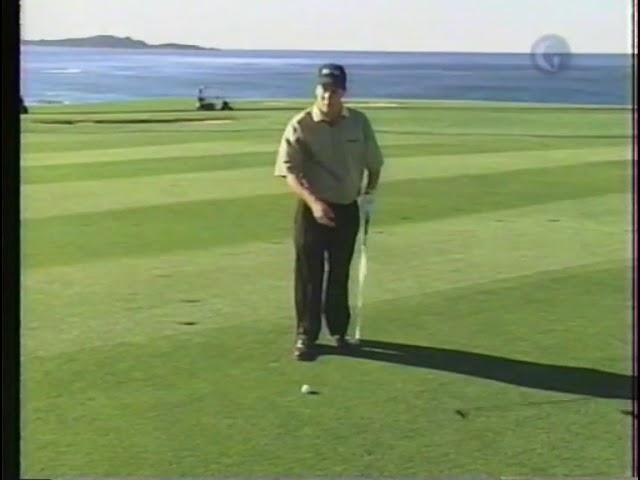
[{"xmin": 21, "ymin": 35, "xmax": 219, "ymax": 51}]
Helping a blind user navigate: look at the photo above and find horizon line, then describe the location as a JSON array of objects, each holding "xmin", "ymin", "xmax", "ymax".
[
  {"xmin": 19, "ymin": 34, "xmax": 633, "ymax": 55},
  {"xmin": 20, "ymin": 43, "xmax": 632, "ymax": 56}
]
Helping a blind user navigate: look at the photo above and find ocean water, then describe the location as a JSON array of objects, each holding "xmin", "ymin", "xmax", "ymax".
[{"xmin": 20, "ymin": 46, "xmax": 632, "ymax": 106}]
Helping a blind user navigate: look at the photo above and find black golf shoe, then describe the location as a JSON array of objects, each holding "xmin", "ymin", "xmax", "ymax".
[
  {"xmin": 293, "ymin": 338, "xmax": 316, "ymax": 361},
  {"xmin": 333, "ymin": 335, "xmax": 358, "ymax": 353}
]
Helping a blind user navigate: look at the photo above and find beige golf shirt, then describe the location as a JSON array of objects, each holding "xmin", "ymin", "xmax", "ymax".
[{"xmin": 274, "ymin": 105, "xmax": 384, "ymax": 204}]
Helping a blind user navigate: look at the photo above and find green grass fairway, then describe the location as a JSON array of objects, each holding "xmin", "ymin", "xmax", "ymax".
[{"xmin": 21, "ymin": 99, "xmax": 634, "ymax": 477}]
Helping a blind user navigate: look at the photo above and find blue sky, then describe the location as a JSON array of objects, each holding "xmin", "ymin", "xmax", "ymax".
[{"xmin": 22, "ymin": 0, "xmax": 632, "ymax": 53}]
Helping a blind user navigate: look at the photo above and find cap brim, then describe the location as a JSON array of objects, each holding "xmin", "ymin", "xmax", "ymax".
[{"xmin": 318, "ymin": 76, "xmax": 346, "ymax": 89}]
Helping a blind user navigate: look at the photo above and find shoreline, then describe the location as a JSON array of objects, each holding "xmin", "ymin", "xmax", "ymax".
[
  {"xmin": 21, "ymin": 44, "xmax": 631, "ymax": 55},
  {"xmin": 23, "ymin": 96, "xmax": 632, "ymax": 110}
]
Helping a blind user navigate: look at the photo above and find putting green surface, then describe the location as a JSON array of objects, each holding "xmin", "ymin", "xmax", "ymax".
[{"xmin": 21, "ymin": 99, "xmax": 634, "ymax": 477}]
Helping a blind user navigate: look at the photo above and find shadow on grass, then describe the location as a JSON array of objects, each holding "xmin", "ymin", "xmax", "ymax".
[{"xmin": 317, "ymin": 339, "xmax": 635, "ymax": 400}]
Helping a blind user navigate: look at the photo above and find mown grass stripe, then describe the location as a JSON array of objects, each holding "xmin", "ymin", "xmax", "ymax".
[
  {"xmin": 22, "ymin": 140, "xmax": 281, "ymax": 165},
  {"xmin": 22, "ymin": 147, "xmax": 627, "ymax": 219},
  {"xmin": 22, "ymin": 193, "xmax": 628, "ymax": 358},
  {"xmin": 22, "ymin": 161, "xmax": 628, "ymax": 268},
  {"xmin": 22, "ymin": 137, "xmax": 626, "ymax": 185}
]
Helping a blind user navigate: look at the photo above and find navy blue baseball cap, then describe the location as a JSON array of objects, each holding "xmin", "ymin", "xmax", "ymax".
[{"xmin": 317, "ymin": 63, "xmax": 347, "ymax": 90}]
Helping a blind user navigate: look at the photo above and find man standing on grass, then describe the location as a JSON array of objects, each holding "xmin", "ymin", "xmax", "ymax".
[{"xmin": 274, "ymin": 64, "xmax": 384, "ymax": 361}]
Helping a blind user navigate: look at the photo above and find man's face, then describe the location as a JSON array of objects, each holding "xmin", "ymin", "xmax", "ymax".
[{"xmin": 315, "ymin": 83, "xmax": 345, "ymax": 114}]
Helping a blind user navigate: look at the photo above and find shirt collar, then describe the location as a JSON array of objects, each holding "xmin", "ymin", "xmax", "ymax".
[{"xmin": 311, "ymin": 104, "xmax": 349, "ymax": 122}]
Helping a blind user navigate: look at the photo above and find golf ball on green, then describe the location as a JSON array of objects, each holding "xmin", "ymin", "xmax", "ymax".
[{"xmin": 301, "ymin": 384, "xmax": 312, "ymax": 394}]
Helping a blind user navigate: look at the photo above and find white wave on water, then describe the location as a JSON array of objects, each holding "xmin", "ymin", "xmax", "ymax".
[
  {"xmin": 34, "ymin": 99, "xmax": 70, "ymax": 104},
  {"xmin": 43, "ymin": 68, "xmax": 83, "ymax": 74},
  {"xmin": 171, "ymin": 57, "xmax": 327, "ymax": 65}
]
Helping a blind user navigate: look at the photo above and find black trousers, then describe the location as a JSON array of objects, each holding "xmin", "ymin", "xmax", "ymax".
[{"xmin": 294, "ymin": 200, "xmax": 360, "ymax": 343}]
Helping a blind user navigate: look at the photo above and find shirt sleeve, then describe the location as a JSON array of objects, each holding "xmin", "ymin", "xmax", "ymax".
[
  {"xmin": 274, "ymin": 120, "xmax": 305, "ymax": 177},
  {"xmin": 363, "ymin": 115, "xmax": 384, "ymax": 173}
]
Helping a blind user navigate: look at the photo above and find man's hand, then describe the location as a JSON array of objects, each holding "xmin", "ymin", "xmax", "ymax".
[
  {"xmin": 310, "ymin": 200, "xmax": 336, "ymax": 227},
  {"xmin": 359, "ymin": 193, "xmax": 376, "ymax": 218},
  {"xmin": 284, "ymin": 174, "xmax": 335, "ymax": 226}
]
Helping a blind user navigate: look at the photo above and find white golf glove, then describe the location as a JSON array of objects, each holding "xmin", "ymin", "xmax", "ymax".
[{"xmin": 359, "ymin": 193, "xmax": 376, "ymax": 218}]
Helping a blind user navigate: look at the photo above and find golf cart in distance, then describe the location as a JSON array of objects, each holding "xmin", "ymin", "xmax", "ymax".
[{"xmin": 196, "ymin": 86, "xmax": 233, "ymax": 111}]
